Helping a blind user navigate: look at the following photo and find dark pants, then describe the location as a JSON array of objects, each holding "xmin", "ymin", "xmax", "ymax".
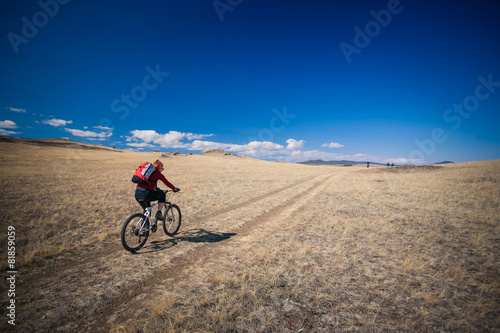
[{"xmin": 135, "ymin": 187, "xmax": 166, "ymax": 209}]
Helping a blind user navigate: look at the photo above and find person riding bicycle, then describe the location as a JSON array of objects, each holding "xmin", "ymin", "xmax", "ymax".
[{"xmin": 135, "ymin": 159, "xmax": 180, "ymax": 221}]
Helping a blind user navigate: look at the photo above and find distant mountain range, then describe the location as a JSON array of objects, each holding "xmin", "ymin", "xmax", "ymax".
[
  {"xmin": 433, "ymin": 161, "xmax": 454, "ymax": 165},
  {"xmin": 299, "ymin": 159, "xmax": 455, "ymax": 166},
  {"xmin": 298, "ymin": 160, "xmax": 384, "ymax": 166}
]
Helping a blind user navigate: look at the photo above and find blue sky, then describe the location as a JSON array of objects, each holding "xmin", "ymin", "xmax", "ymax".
[{"xmin": 1, "ymin": 0, "xmax": 499, "ymax": 164}]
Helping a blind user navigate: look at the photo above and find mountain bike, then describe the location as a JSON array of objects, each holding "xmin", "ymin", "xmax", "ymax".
[{"xmin": 121, "ymin": 190, "xmax": 181, "ymax": 252}]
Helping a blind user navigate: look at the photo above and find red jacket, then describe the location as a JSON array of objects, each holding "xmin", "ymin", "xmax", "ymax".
[{"xmin": 136, "ymin": 170, "xmax": 176, "ymax": 191}]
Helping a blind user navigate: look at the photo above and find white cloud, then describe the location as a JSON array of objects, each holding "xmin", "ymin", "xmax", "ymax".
[
  {"xmin": 390, "ymin": 157, "xmax": 425, "ymax": 165},
  {"xmin": 0, "ymin": 129, "xmax": 21, "ymax": 136},
  {"xmin": 129, "ymin": 130, "xmax": 160, "ymax": 143},
  {"xmin": 187, "ymin": 138, "xmax": 308, "ymax": 159},
  {"xmin": 128, "ymin": 130, "xmax": 214, "ymax": 149},
  {"xmin": 276, "ymin": 149, "xmax": 341, "ymax": 162},
  {"xmin": 227, "ymin": 141, "xmax": 285, "ymax": 158},
  {"xmin": 187, "ymin": 138, "xmax": 300, "ymax": 159},
  {"xmin": 321, "ymin": 142, "xmax": 344, "ymax": 148},
  {"xmin": 64, "ymin": 128, "xmax": 113, "ymax": 140},
  {"xmin": 0, "ymin": 120, "xmax": 18, "ymax": 129},
  {"xmin": 6, "ymin": 107, "xmax": 26, "ymax": 113},
  {"xmin": 186, "ymin": 133, "xmax": 214, "ymax": 140},
  {"xmin": 126, "ymin": 142, "xmax": 156, "ymax": 148},
  {"xmin": 131, "ymin": 131, "xmax": 289, "ymax": 158},
  {"xmin": 182, "ymin": 139, "xmax": 287, "ymax": 158},
  {"xmin": 127, "ymin": 129, "xmax": 420, "ymax": 164},
  {"xmin": 94, "ymin": 126, "xmax": 113, "ymax": 131},
  {"xmin": 189, "ymin": 140, "xmax": 232, "ymax": 151},
  {"xmin": 42, "ymin": 118, "xmax": 73, "ymax": 127},
  {"xmin": 286, "ymin": 138, "xmax": 305, "ymax": 150},
  {"xmin": 155, "ymin": 131, "xmax": 189, "ymax": 148},
  {"xmin": 0, "ymin": 120, "xmax": 22, "ymax": 135},
  {"xmin": 128, "ymin": 130, "xmax": 186, "ymax": 148}
]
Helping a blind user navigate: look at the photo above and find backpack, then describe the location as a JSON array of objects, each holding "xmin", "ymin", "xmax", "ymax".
[{"xmin": 131, "ymin": 162, "xmax": 156, "ymax": 185}]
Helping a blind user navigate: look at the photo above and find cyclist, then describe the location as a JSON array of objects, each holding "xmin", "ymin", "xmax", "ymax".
[{"xmin": 135, "ymin": 159, "xmax": 180, "ymax": 221}]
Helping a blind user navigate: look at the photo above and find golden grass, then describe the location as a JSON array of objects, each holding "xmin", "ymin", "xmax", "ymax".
[
  {"xmin": 141, "ymin": 161, "xmax": 499, "ymax": 332},
  {"xmin": 0, "ymin": 141, "xmax": 330, "ymax": 269},
  {"xmin": 0, "ymin": 141, "xmax": 498, "ymax": 332}
]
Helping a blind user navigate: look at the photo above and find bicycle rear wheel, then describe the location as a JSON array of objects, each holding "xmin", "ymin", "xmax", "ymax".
[
  {"xmin": 163, "ymin": 204, "xmax": 181, "ymax": 236},
  {"xmin": 121, "ymin": 213, "xmax": 149, "ymax": 252}
]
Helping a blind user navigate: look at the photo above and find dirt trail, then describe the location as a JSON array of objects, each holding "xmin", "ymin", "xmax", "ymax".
[
  {"xmin": 4, "ymin": 170, "xmax": 349, "ymax": 332},
  {"xmin": 91, "ymin": 172, "xmax": 341, "ymax": 332}
]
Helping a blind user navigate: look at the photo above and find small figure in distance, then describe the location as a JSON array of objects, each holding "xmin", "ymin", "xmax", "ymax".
[
  {"xmin": 387, "ymin": 163, "xmax": 390, "ymax": 167},
  {"xmin": 367, "ymin": 161, "xmax": 370, "ymax": 168},
  {"xmin": 135, "ymin": 159, "xmax": 180, "ymax": 221},
  {"xmin": 391, "ymin": 163, "xmax": 394, "ymax": 167}
]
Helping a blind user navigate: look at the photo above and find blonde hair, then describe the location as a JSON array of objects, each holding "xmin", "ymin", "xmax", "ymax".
[{"xmin": 153, "ymin": 159, "xmax": 164, "ymax": 170}]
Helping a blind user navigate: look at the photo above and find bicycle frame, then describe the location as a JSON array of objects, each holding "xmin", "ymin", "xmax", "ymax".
[
  {"xmin": 138, "ymin": 190, "xmax": 173, "ymax": 233},
  {"xmin": 138, "ymin": 201, "xmax": 158, "ymax": 233}
]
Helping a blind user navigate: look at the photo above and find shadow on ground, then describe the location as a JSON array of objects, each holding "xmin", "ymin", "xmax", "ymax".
[{"xmin": 137, "ymin": 228, "xmax": 237, "ymax": 253}]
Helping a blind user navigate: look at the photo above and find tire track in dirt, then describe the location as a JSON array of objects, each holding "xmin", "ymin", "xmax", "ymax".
[
  {"xmin": 81, "ymin": 172, "xmax": 340, "ymax": 332},
  {"xmin": 4, "ymin": 172, "xmax": 335, "ymax": 332},
  {"xmin": 14, "ymin": 172, "xmax": 325, "ymax": 294}
]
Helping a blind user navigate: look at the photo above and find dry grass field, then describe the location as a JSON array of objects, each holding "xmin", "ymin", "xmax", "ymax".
[{"xmin": 0, "ymin": 139, "xmax": 498, "ymax": 332}]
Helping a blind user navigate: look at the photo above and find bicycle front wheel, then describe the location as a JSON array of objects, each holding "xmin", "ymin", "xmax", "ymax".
[
  {"xmin": 121, "ymin": 213, "xmax": 149, "ymax": 252},
  {"xmin": 163, "ymin": 204, "xmax": 181, "ymax": 236}
]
